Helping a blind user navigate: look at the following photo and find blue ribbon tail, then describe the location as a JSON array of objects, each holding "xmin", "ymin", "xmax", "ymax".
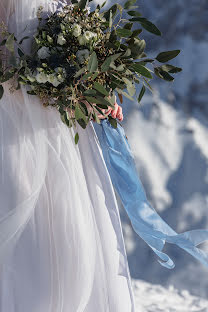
[{"xmin": 98, "ymin": 119, "xmax": 208, "ymax": 269}]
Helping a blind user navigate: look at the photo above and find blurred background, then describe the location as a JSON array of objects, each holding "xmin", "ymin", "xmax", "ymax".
[{"xmin": 93, "ymin": 0, "xmax": 208, "ymax": 301}]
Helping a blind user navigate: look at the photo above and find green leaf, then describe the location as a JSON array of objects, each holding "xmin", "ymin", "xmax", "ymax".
[
  {"xmin": 130, "ymin": 17, "xmax": 161, "ymax": 36},
  {"xmin": 74, "ymin": 66, "xmax": 86, "ymax": 78},
  {"xmin": 116, "ymin": 88, "xmax": 134, "ymax": 101},
  {"xmin": 101, "ymin": 53, "xmax": 122, "ymax": 72},
  {"xmin": 124, "ymin": 0, "xmax": 137, "ymax": 10},
  {"xmin": 122, "ymin": 77, "xmax": 136, "ymax": 96},
  {"xmin": 18, "ymin": 48, "xmax": 24, "ymax": 57},
  {"xmin": 93, "ymin": 82, "xmax": 109, "ymax": 96},
  {"xmin": 101, "ymin": 1, "xmax": 107, "ymax": 8},
  {"xmin": 75, "ymin": 105, "xmax": 87, "ymax": 121},
  {"xmin": 78, "ymin": 0, "xmax": 87, "ymax": 10},
  {"xmin": 154, "ymin": 67, "xmax": 174, "ymax": 81},
  {"xmin": 87, "ymin": 52, "xmax": 98, "ymax": 73},
  {"xmin": 138, "ymin": 85, "xmax": 146, "ymax": 102},
  {"xmin": 108, "ymin": 116, "xmax": 118, "ymax": 128},
  {"xmin": 156, "ymin": 50, "xmax": 181, "ymax": 63},
  {"xmin": 91, "ymin": 72, "xmax": 99, "ymax": 80},
  {"xmin": 160, "ymin": 64, "xmax": 182, "ymax": 73},
  {"xmin": 0, "ymin": 85, "xmax": 4, "ymax": 100},
  {"xmin": 130, "ymin": 63, "xmax": 152, "ymax": 79},
  {"xmin": 83, "ymin": 89, "xmax": 97, "ymax": 96},
  {"xmin": 123, "ymin": 23, "xmax": 133, "ymax": 30},
  {"xmin": 131, "ymin": 29, "xmax": 143, "ymax": 37},
  {"xmin": 127, "ymin": 10, "xmax": 142, "ymax": 17},
  {"xmin": 5, "ymin": 34, "xmax": 15, "ymax": 52},
  {"xmin": 117, "ymin": 28, "xmax": 133, "ymax": 37},
  {"xmin": 121, "ymin": 48, "xmax": 131, "ymax": 58},
  {"xmin": 0, "ymin": 39, "xmax": 6, "ymax": 46},
  {"xmin": 82, "ymin": 72, "xmax": 93, "ymax": 80},
  {"xmin": 85, "ymin": 96, "xmax": 114, "ymax": 108},
  {"xmin": 19, "ymin": 36, "xmax": 30, "ymax": 45},
  {"xmin": 75, "ymin": 133, "xmax": 79, "ymax": 144},
  {"xmin": 129, "ymin": 38, "xmax": 146, "ymax": 58}
]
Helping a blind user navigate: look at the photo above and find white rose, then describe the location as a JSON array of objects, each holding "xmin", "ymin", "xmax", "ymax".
[
  {"xmin": 83, "ymin": 31, "xmax": 97, "ymax": 43},
  {"xmin": 37, "ymin": 46, "xmax": 50, "ymax": 59},
  {"xmin": 57, "ymin": 33, "xmax": 66, "ymax": 45},
  {"xmin": 78, "ymin": 35, "xmax": 86, "ymax": 46},
  {"xmin": 47, "ymin": 74, "xmax": 61, "ymax": 87},
  {"xmin": 72, "ymin": 23, "xmax": 82, "ymax": 37},
  {"xmin": 35, "ymin": 72, "xmax": 48, "ymax": 84},
  {"xmin": 76, "ymin": 49, "xmax": 90, "ymax": 64}
]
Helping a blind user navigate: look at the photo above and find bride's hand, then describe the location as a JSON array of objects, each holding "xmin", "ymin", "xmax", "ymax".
[{"xmin": 97, "ymin": 99, "xmax": 123, "ymax": 122}]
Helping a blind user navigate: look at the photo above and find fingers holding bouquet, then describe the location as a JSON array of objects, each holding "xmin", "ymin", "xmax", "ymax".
[{"xmin": 97, "ymin": 98, "xmax": 123, "ymax": 122}]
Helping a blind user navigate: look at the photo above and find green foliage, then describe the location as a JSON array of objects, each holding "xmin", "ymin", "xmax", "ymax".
[
  {"xmin": 156, "ymin": 50, "xmax": 181, "ymax": 63},
  {"xmin": 0, "ymin": 1, "xmax": 182, "ymax": 141},
  {"xmin": 138, "ymin": 85, "xmax": 146, "ymax": 103}
]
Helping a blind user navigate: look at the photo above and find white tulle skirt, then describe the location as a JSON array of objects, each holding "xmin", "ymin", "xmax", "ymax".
[{"xmin": 0, "ymin": 83, "xmax": 135, "ymax": 311}]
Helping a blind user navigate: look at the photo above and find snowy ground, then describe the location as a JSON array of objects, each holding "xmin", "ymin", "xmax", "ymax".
[{"xmin": 133, "ymin": 279, "xmax": 208, "ymax": 312}]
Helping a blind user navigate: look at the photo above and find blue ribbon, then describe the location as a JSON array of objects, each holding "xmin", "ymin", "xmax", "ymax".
[{"xmin": 98, "ymin": 119, "xmax": 208, "ymax": 269}]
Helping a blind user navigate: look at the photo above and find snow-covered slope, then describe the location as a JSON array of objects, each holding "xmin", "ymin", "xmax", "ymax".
[
  {"xmin": 93, "ymin": 0, "xmax": 208, "ymax": 300},
  {"xmin": 133, "ymin": 279, "xmax": 208, "ymax": 312}
]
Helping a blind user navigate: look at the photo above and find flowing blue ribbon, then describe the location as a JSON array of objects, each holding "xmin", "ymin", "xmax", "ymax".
[{"xmin": 98, "ymin": 119, "xmax": 208, "ymax": 269}]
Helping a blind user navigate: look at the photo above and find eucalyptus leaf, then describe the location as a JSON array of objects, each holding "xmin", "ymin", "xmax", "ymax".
[
  {"xmin": 138, "ymin": 85, "xmax": 146, "ymax": 102},
  {"xmin": 156, "ymin": 50, "xmax": 181, "ymax": 63},
  {"xmin": 0, "ymin": 39, "xmax": 6, "ymax": 46},
  {"xmin": 108, "ymin": 116, "xmax": 117, "ymax": 128},
  {"xmin": 93, "ymin": 82, "xmax": 109, "ymax": 96},
  {"xmin": 160, "ymin": 64, "xmax": 182, "ymax": 73},
  {"xmin": 75, "ymin": 105, "xmax": 87, "ymax": 122},
  {"xmin": 87, "ymin": 52, "xmax": 98, "ymax": 72},
  {"xmin": 83, "ymin": 89, "xmax": 97, "ymax": 96},
  {"xmin": 82, "ymin": 72, "xmax": 93, "ymax": 80},
  {"xmin": 123, "ymin": 23, "xmax": 133, "ymax": 30},
  {"xmin": 131, "ymin": 29, "xmax": 143, "ymax": 37},
  {"xmin": 116, "ymin": 88, "xmax": 134, "ymax": 101},
  {"xmin": 0, "ymin": 85, "xmax": 4, "ymax": 100},
  {"xmin": 6, "ymin": 34, "xmax": 15, "ymax": 52},
  {"xmin": 117, "ymin": 28, "xmax": 133, "ymax": 37},
  {"xmin": 154, "ymin": 67, "xmax": 174, "ymax": 81},
  {"xmin": 18, "ymin": 48, "xmax": 24, "ymax": 57},
  {"xmin": 130, "ymin": 63, "xmax": 152, "ymax": 79},
  {"xmin": 19, "ymin": 36, "xmax": 30, "ymax": 45},
  {"xmin": 101, "ymin": 53, "xmax": 122, "ymax": 72},
  {"xmin": 127, "ymin": 10, "xmax": 142, "ymax": 17},
  {"xmin": 124, "ymin": 0, "xmax": 137, "ymax": 10},
  {"xmin": 78, "ymin": 0, "xmax": 87, "ymax": 10},
  {"xmin": 74, "ymin": 66, "xmax": 86, "ymax": 78},
  {"xmin": 75, "ymin": 133, "xmax": 79, "ymax": 144},
  {"xmin": 122, "ymin": 77, "xmax": 136, "ymax": 96},
  {"xmin": 130, "ymin": 17, "xmax": 161, "ymax": 36}
]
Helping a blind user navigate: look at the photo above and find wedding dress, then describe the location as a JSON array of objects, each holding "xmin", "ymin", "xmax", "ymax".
[{"xmin": 0, "ymin": 0, "xmax": 135, "ymax": 311}]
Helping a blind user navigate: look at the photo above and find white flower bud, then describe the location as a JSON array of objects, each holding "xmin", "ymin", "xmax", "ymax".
[
  {"xmin": 35, "ymin": 72, "xmax": 48, "ymax": 84},
  {"xmin": 57, "ymin": 33, "xmax": 66, "ymax": 45},
  {"xmin": 47, "ymin": 74, "xmax": 61, "ymax": 87},
  {"xmin": 72, "ymin": 23, "xmax": 82, "ymax": 37}
]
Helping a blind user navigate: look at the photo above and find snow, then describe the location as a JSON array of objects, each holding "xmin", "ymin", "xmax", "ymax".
[
  {"xmin": 133, "ymin": 279, "xmax": 208, "ymax": 312},
  {"xmin": 93, "ymin": 0, "xmax": 208, "ymax": 303}
]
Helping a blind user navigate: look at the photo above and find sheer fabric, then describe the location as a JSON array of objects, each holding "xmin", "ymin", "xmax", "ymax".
[{"xmin": 0, "ymin": 0, "xmax": 135, "ymax": 311}]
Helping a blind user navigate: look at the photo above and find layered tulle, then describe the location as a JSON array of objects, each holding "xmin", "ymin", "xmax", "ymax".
[{"xmin": 0, "ymin": 0, "xmax": 135, "ymax": 311}]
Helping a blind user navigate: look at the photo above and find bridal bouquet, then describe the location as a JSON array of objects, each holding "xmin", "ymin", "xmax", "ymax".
[{"xmin": 0, "ymin": 0, "xmax": 182, "ymax": 143}]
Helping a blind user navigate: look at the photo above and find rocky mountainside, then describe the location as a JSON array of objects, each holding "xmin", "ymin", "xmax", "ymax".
[{"xmin": 94, "ymin": 0, "xmax": 208, "ymax": 299}]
